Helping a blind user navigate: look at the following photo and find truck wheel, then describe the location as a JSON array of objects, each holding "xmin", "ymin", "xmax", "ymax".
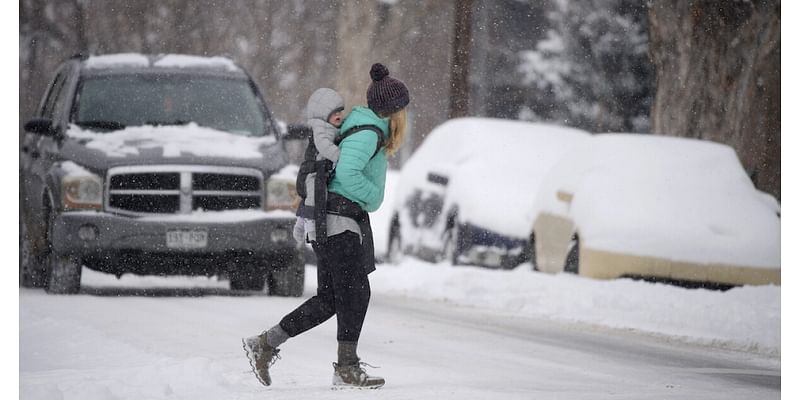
[
  {"xmin": 45, "ymin": 253, "xmax": 82, "ymax": 294},
  {"xmin": 268, "ymin": 251, "xmax": 305, "ymax": 297},
  {"xmin": 229, "ymin": 267, "xmax": 267, "ymax": 291},
  {"xmin": 20, "ymin": 218, "xmax": 46, "ymax": 288}
]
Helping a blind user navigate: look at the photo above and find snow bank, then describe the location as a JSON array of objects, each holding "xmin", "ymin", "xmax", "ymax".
[
  {"xmin": 67, "ymin": 123, "xmax": 276, "ymax": 159},
  {"xmin": 370, "ymin": 259, "xmax": 780, "ymax": 355}
]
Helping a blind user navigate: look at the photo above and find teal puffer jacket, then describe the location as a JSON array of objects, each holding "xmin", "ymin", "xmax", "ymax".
[{"xmin": 328, "ymin": 106, "xmax": 389, "ymax": 213}]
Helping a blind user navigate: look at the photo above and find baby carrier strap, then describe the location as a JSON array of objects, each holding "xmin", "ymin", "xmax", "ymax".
[{"xmin": 334, "ymin": 124, "xmax": 386, "ymax": 159}]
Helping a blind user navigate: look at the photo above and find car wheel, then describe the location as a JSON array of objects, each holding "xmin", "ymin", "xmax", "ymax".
[
  {"xmin": 443, "ymin": 221, "xmax": 461, "ymax": 266},
  {"xmin": 20, "ymin": 217, "xmax": 46, "ymax": 288},
  {"xmin": 529, "ymin": 232, "xmax": 539, "ymax": 271},
  {"xmin": 268, "ymin": 250, "xmax": 305, "ymax": 297},
  {"xmin": 564, "ymin": 234, "xmax": 580, "ymax": 274},
  {"xmin": 45, "ymin": 252, "xmax": 82, "ymax": 294},
  {"xmin": 387, "ymin": 221, "xmax": 403, "ymax": 264}
]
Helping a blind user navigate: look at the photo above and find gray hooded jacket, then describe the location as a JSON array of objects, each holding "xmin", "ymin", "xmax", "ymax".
[{"xmin": 304, "ymin": 88, "xmax": 344, "ymax": 207}]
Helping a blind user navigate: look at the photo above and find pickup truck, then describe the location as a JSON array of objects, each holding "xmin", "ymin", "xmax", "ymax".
[{"xmin": 20, "ymin": 53, "xmax": 304, "ymax": 295}]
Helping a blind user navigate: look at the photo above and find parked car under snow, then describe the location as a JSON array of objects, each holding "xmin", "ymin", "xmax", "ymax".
[
  {"xmin": 386, "ymin": 118, "xmax": 590, "ymax": 269},
  {"xmin": 532, "ymin": 134, "xmax": 781, "ymax": 287}
]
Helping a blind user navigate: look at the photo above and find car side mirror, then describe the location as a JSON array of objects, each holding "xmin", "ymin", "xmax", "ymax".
[
  {"xmin": 24, "ymin": 118, "xmax": 57, "ymax": 136},
  {"xmin": 282, "ymin": 123, "xmax": 312, "ymax": 166},
  {"xmin": 427, "ymin": 172, "xmax": 449, "ymax": 186},
  {"xmin": 556, "ymin": 190, "xmax": 573, "ymax": 204}
]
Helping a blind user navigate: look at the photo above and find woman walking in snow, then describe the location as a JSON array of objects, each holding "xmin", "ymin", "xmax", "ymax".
[{"xmin": 243, "ymin": 63, "xmax": 410, "ymax": 389}]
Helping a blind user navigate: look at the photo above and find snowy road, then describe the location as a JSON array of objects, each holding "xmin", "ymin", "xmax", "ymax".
[{"xmin": 20, "ymin": 263, "xmax": 779, "ymax": 400}]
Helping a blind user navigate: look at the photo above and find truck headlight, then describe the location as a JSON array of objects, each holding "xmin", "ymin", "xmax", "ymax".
[
  {"xmin": 63, "ymin": 175, "xmax": 103, "ymax": 210},
  {"xmin": 265, "ymin": 177, "xmax": 299, "ymax": 211}
]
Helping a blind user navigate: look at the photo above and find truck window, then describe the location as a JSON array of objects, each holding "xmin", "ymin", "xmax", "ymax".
[{"xmin": 73, "ymin": 74, "xmax": 269, "ymax": 137}]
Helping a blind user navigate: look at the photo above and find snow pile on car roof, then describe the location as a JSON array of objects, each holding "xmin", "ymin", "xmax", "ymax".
[
  {"xmin": 395, "ymin": 117, "xmax": 590, "ymax": 238},
  {"xmin": 84, "ymin": 53, "xmax": 150, "ymax": 69},
  {"xmin": 534, "ymin": 134, "xmax": 780, "ymax": 268},
  {"xmin": 153, "ymin": 54, "xmax": 240, "ymax": 72},
  {"xmin": 84, "ymin": 53, "xmax": 240, "ymax": 72}
]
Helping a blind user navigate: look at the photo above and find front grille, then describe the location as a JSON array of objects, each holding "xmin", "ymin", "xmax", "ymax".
[
  {"xmin": 192, "ymin": 173, "xmax": 260, "ymax": 192},
  {"xmin": 110, "ymin": 173, "xmax": 180, "ymax": 190},
  {"xmin": 193, "ymin": 195, "xmax": 261, "ymax": 211},
  {"xmin": 109, "ymin": 194, "xmax": 181, "ymax": 213},
  {"xmin": 106, "ymin": 166, "xmax": 263, "ymax": 215}
]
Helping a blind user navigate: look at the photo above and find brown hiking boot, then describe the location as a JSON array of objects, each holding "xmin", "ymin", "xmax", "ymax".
[
  {"xmin": 332, "ymin": 361, "xmax": 385, "ymax": 389},
  {"xmin": 242, "ymin": 333, "xmax": 281, "ymax": 386}
]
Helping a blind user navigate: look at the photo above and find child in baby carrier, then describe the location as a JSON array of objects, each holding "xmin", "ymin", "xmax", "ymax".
[{"xmin": 293, "ymin": 88, "xmax": 346, "ymax": 245}]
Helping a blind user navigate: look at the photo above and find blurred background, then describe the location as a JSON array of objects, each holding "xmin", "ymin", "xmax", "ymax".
[{"xmin": 19, "ymin": 0, "xmax": 780, "ymax": 199}]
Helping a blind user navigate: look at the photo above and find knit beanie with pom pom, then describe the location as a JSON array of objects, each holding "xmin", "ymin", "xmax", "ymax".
[{"xmin": 366, "ymin": 63, "xmax": 410, "ymax": 115}]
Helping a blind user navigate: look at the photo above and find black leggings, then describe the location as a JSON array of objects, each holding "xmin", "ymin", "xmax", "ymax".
[{"xmin": 279, "ymin": 231, "xmax": 371, "ymax": 342}]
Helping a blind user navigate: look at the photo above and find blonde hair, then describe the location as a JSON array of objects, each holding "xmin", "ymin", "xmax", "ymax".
[{"xmin": 383, "ymin": 108, "xmax": 407, "ymax": 157}]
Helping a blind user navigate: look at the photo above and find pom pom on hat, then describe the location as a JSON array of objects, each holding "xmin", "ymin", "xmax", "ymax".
[
  {"xmin": 370, "ymin": 63, "xmax": 390, "ymax": 81},
  {"xmin": 367, "ymin": 62, "xmax": 410, "ymax": 115}
]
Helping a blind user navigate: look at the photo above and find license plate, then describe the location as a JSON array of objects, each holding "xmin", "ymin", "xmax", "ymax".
[{"xmin": 166, "ymin": 229, "xmax": 208, "ymax": 249}]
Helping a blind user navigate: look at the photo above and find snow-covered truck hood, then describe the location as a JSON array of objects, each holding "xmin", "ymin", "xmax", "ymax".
[{"xmin": 61, "ymin": 123, "xmax": 286, "ymax": 175}]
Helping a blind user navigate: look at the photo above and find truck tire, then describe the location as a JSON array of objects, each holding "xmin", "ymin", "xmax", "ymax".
[
  {"xmin": 20, "ymin": 218, "xmax": 46, "ymax": 288},
  {"xmin": 268, "ymin": 250, "xmax": 305, "ymax": 297},
  {"xmin": 229, "ymin": 265, "xmax": 267, "ymax": 291},
  {"xmin": 45, "ymin": 253, "xmax": 82, "ymax": 294}
]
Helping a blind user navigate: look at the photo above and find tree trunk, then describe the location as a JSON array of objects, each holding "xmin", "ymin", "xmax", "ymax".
[
  {"xmin": 336, "ymin": 0, "xmax": 378, "ymax": 113},
  {"xmin": 448, "ymin": 0, "xmax": 473, "ymax": 118},
  {"xmin": 649, "ymin": 0, "xmax": 780, "ymax": 199}
]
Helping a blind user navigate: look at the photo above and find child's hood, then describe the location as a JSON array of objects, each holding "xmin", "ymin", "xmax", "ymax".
[{"xmin": 306, "ymin": 88, "xmax": 344, "ymax": 121}]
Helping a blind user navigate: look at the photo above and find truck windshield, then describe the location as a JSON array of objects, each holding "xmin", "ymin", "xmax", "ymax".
[{"xmin": 73, "ymin": 74, "xmax": 270, "ymax": 137}]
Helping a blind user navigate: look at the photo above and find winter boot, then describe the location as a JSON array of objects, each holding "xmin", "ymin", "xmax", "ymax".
[
  {"xmin": 242, "ymin": 332, "xmax": 281, "ymax": 386},
  {"xmin": 332, "ymin": 361, "xmax": 385, "ymax": 389}
]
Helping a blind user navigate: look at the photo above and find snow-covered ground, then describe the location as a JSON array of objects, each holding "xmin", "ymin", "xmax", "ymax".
[
  {"xmin": 19, "ymin": 261, "xmax": 780, "ymax": 399},
  {"xmin": 77, "ymin": 259, "xmax": 781, "ymax": 355}
]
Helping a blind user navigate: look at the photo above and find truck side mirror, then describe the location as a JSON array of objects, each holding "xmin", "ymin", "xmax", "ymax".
[
  {"xmin": 24, "ymin": 118, "xmax": 57, "ymax": 136},
  {"xmin": 285, "ymin": 123, "xmax": 312, "ymax": 141},
  {"xmin": 556, "ymin": 190, "xmax": 573, "ymax": 204},
  {"xmin": 282, "ymin": 123, "xmax": 312, "ymax": 166}
]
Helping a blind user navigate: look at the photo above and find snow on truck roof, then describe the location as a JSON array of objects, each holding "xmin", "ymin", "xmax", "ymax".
[{"xmin": 83, "ymin": 53, "xmax": 243, "ymax": 73}]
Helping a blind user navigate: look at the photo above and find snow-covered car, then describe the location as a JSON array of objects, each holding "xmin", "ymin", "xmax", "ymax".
[
  {"xmin": 532, "ymin": 134, "xmax": 780, "ymax": 287},
  {"xmin": 387, "ymin": 118, "xmax": 590, "ymax": 268},
  {"xmin": 19, "ymin": 53, "xmax": 304, "ymax": 295}
]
